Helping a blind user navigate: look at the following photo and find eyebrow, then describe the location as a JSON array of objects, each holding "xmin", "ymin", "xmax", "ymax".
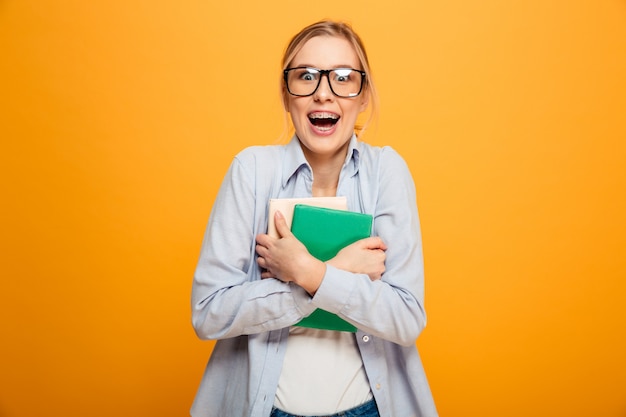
[{"xmin": 292, "ymin": 63, "xmax": 360, "ymax": 69}]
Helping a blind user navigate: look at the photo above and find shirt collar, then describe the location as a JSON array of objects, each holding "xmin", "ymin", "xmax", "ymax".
[{"xmin": 282, "ymin": 134, "xmax": 360, "ymax": 188}]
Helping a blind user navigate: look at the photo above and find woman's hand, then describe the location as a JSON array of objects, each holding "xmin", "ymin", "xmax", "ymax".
[
  {"xmin": 255, "ymin": 211, "xmax": 326, "ymax": 295},
  {"xmin": 327, "ymin": 237, "xmax": 387, "ymax": 281}
]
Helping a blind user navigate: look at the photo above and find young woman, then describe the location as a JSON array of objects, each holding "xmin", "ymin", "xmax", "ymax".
[{"xmin": 191, "ymin": 20, "xmax": 438, "ymax": 417}]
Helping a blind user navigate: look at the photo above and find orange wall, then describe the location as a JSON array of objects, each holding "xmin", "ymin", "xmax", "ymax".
[{"xmin": 1, "ymin": 1, "xmax": 625, "ymax": 416}]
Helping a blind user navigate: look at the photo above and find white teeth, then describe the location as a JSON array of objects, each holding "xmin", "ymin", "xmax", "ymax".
[{"xmin": 308, "ymin": 112, "xmax": 339, "ymax": 120}]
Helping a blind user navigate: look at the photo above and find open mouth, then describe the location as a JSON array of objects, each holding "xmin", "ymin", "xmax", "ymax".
[{"xmin": 308, "ymin": 112, "xmax": 340, "ymax": 132}]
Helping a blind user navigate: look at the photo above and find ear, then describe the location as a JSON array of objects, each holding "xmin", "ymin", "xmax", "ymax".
[
  {"xmin": 281, "ymin": 87, "xmax": 291, "ymax": 113},
  {"xmin": 359, "ymin": 90, "xmax": 370, "ymax": 113}
]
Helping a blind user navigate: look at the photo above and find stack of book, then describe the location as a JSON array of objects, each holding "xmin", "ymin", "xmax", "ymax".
[{"xmin": 268, "ymin": 197, "xmax": 373, "ymax": 332}]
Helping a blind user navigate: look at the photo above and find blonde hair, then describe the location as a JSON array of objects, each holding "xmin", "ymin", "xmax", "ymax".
[{"xmin": 279, "ymin": 20, "xmax": 379, "ymax": 139}]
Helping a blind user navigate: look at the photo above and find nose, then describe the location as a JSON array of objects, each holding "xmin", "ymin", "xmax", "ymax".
[{"xmin": 313, "ymin": 73, "xmax": 334, "ymax": 101}]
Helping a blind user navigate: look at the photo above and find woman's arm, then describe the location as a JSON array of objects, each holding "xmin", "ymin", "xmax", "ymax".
[
  {"xmin": 255, "ymin": 211, "xmax": 387, "ymax": 293},
  {"xmin": 310, "ymin": 148, "xmax": 427, "ymax": 346},
  {"xmin": 255, "ymin": 210, "xmax": 327, "ymax": 295},
  {"xmin": 191, "ymin": 155, "xmax": 316, "ymax": 340}
]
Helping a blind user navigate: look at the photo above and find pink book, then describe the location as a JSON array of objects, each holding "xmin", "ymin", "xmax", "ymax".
[{"xmin": 267, "ymin": 196, "xmax": 348, "ymax": 238}]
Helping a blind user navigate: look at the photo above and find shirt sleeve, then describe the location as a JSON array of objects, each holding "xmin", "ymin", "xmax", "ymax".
[
  {"xmin": 311, "ymin": 147, "xmax": 427, "ymax": 347},
  {"xmin": 191, "ymin": 154, "xmax": 316, "ymax": 340}
]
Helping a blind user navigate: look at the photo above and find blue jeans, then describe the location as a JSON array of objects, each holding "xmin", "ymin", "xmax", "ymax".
[{"xmin": 270, "ymin": 399, "xmax": 379, "ymax": 417}]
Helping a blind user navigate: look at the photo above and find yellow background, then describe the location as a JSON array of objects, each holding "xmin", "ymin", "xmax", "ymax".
[{"xmin": 1, "ymin": 1, "xmax": 625, "ymax": 416}]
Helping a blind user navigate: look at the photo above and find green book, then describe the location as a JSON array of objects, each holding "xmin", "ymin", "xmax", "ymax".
[{"xmin": 291, "ymin": 204, "xmax": 373, "ymax": 332}]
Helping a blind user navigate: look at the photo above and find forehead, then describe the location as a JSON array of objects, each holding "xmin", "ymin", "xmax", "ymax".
[{"xmin": 291, "ymin": 35, "xmax": 360, "ymax": 68}]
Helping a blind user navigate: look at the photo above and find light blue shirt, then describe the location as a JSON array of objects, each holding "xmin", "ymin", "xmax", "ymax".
[{"xmin": 191, "ymin": 135, "xmax": 438, "ymax": 417}]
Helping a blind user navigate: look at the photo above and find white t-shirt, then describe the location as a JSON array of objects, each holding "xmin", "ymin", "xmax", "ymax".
[{"xmin": 274, "ymin": 327, "xmax": 373, "ymax": 415}]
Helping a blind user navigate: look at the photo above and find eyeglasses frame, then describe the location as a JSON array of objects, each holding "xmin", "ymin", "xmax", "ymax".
[{"xmin": 283, "ymin": 67, "xmax": 367, "ymax": 98}]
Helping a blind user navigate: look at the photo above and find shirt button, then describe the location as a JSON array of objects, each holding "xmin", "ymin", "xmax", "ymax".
[
  {"xmin": 376, "ymin": 383, "xmax": 381, "ymax": 390},
  {"xmin": 362, "ymin": 335, "xmax": 370, "ymax": 342}
]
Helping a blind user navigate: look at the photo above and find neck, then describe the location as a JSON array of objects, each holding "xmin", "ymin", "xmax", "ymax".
[
  {"xmin": 305, "ymin": 145, "xmax": 349, "ymax": 197},
  {"xmin": 299, "ymin": 136, "xmax": 352, "ymax": 197},
  {"xmin": 310, "ymin": 160, "xmax": 340, "ymax": 196}
]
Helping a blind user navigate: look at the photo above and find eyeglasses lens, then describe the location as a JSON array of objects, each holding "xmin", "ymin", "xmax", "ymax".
[{"xmin": 286, "ymin": 68, "xmax": 363, "ymax": 97}]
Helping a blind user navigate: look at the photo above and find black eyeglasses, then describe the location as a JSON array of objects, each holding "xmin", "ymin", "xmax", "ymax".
[{"xmin": 283, "ymin": 67, "xmax": 366, "ymax": 98}]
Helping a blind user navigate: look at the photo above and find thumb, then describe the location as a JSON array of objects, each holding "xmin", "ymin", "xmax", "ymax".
[{"xmin": 274, "ymin": 210, "xmax": 293, "ymax": 238}]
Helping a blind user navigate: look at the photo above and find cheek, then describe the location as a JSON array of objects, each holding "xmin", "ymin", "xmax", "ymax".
[
  {"xmin": 344, "ymin": 103, "xmax": 364, "ymax": 121},
  {"xmin": 287, "ymin": 104, "xmax": 308, "ymax": 131},
  {"xmin": 287, "ymin": 100, "xmax": 309, "ymax": 121}
]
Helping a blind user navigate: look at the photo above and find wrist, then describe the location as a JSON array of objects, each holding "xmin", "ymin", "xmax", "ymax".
[{"xmin": 296, "ymin": 258, "xmax": 326, "ymax": 296}]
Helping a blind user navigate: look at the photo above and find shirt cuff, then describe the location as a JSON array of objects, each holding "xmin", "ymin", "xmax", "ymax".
[
  {"xmin": 310, "ymin": 264, "xmax": 357, "ymax": 314},
  {"xmin": 290, "ymin": 283, "xmax": 317, "ymax": 317}
]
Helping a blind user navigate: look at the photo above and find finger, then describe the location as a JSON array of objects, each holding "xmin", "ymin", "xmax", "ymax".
[
  {"xmin": 274, "ymin": 210, "xmax": 293, "ymax": 238},
  {"xmin": 255, "ymin": 243, "xmax": 268, "ymax": 258},
  {"xmin": 258, "ymin": 259, "xmax": 277, "ymax": 280},
  {"xmin": 359, "ymin": 236, "xmax": 387, "ymax": 251},
  {"xmin": 256, "ymin": 233, "xmax": 269, "ymax": 246}
]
